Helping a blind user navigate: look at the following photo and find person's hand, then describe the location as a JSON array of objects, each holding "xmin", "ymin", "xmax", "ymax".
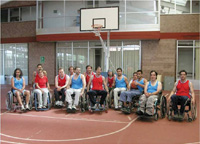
[
  {"xmin": 145, "ymin": 92, "xmax": 150, "ymax": 97},
  {"xmin": 41, "ymin": 89, "xmax": 44, "ymax": 94},
  {"xmin": 80, "ymin": 92, "xmax": 84, "ymax": 97},
  {"xmin": 67, "ymin": 86, "xmax": 70, "ymax": 89},
  {"xmin": 57, "ymin": 87, "xmax": 61, "ymax": 91},
  {"xmin": 135, "ymin": 82, "xmax": 139, "ymax": 85},
  {"xmin": 191, "ymin": 98, "xmax": 195, "ymax": 104},
  {"xmin": 19, "ymin": 89, "xmax": 23, "ymax": 93}
]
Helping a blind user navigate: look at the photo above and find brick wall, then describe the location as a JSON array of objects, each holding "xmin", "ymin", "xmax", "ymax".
[
  {"xmin": 141, "ymin": 39, "xmax": 176, "ymax": 81},
  {"xmin": 28, "ymin": 42, "xmax": 56, "ymax": 85},
  {"xmin": 160, "ymin": 14, "xmax": 199, "ymax": 33},
  {"xmin": 1, "ymin": 1, "xmax": 36, "ymax": 9},
  {"xmin": 1, "ymin": 21, "xmax": 36, "ymax": 38}
]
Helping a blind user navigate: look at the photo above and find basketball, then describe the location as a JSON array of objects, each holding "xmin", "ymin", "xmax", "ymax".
[{"xmin": 131, "ymin": 80, "xmax": 137, "ymax": 89}]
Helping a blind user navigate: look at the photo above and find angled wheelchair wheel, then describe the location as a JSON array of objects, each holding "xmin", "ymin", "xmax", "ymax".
[
  {"xmin": 191, "ymin": 101, "xmax": 197, "ymax": 121},
  {"xmin": 47, "ymin": 93, "xmax": 52, "ymax": 110},
  {"xmin": 160, "ymin": 96, "xmax": 167, "ymax": 118},
  {"xmin": 6, "ymin": 91, "xmax": 13, "ymax": 111},
  {"xmin": 154, "ymin": 113, "xmax": 158, "ymax": 121}
]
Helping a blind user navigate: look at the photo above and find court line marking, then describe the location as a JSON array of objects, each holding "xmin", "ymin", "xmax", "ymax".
[
  {"xmin": 0, "ymin": 140, "xmax": 27, "ymax": 144},
  {"xmin": 0, "ymin": 116, "xmax": 139, "ymax": 142},
  {"xmin": 185, "ymin": 142, "xmax": 200, "ymax": 144},
  {"xmin": 2, "ymin": 113, "xmax": 129, "ymax": 124}
]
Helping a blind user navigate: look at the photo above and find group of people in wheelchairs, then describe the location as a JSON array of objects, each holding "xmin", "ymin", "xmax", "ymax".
[{"xmin": 6, "ymin": 63, "xmax": 197, "ymax": 122}]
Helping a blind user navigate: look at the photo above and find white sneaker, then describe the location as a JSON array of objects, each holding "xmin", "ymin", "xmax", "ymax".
[
  {"xmin": 21, "ymin": 105, "xmax": 25, "ymax": 111},
  {"xmin": 25, "ymin": 104, "xmax": 30, "ymax": 110},
  {"xmin": 38, "ymin": 105, "xmax": 42, "ymax": 109},
  {"xmin": 72, "ymin": 105, "xmax": 76, "ymax": 110},
  {"xmin": 55, "ymin": 101, "xmax": 59, "ymax": 106},
  {"xmin": 59, "ymin": 101, "xmax": 63, "ymax": 106}
]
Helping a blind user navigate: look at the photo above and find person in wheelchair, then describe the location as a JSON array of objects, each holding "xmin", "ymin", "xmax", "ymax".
[
  {"xmin": 113, "ymin": 68, "xmax": 129, "ymax": 110},
  {"xmin": 84, "ymin": 65, "xmax": 95, "ymax": 88},
  {"xmin": 168, "ymin": 70, "xmax": 195, "ymax": 120},
  {"xmin": 11, "ymin": 68, "xmax": 31, "ymax": 111},
  {"xmin": 65, "ymin": 66, "xmax": 86, "ymax": 112},
  {"xmin": 120, "ymin": 70, "xmax": 147, "ymax": 114},
  {"xmin": 105, "ymin": 70, "xmax": 114, "ymax": 105},
  {"xmin": 136, "ymin": 70, "xmax": 162, "ymax": 116},
  {"xmin": 68, "ymin": 66, "xmax": 75, "ymax": 77},
  {"xmin": 34, "ymin": 69, "xmax": 50, "ymax": 109},
  {"xmin": 54, "ymin": 68, "xmax": 69, "ymax": 107},
  {"xmin": 32, "ymin": 64, "xmax": 43, "ymax": 89},
  {"xmin": 87, "ymin": 66, "xmax": 109, "ymax": 110}
]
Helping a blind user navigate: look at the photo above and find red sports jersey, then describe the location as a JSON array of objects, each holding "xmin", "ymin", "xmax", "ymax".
[
  {"xmin": 58, "ymin": 74, "xmax": 66, "ymax": 87},
  {"xmin": 35, "ymin": 76, "xmax": 48, "ymax": 88},
  {"xmin": 92, "ymin": 75, "xmax": 103, "ymax": 90},
  {"xmin": 108, "ymin": 76, "xmax": 114, "ymax": 88},
  {"xmin": 176, "ymin": 80, "xmax": 191, "ymax": 98},
  {"xmin": 86, "ymin": 72, "xmax": 94, "ymax": 85}
]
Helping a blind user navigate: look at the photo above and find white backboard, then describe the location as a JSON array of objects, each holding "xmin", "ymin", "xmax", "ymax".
[{"xmin": 80, "ymin": 7, "xmax": 119, "ymax": 31}]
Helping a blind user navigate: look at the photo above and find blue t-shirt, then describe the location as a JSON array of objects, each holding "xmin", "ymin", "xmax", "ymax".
[
  {"xmin": 147, "ymin": 81, "xmax": 158, "ymax": 93},
  {"xmin": 136, "ymin": 78, "xmax": 144, "ymax": 92},
  {"xmin": 115, "ymin": 76, "xmax": 126, "ymax": 88},
  {"xmin": 71, "ymin": 74, "xmax": 83, "ymax": 89}
]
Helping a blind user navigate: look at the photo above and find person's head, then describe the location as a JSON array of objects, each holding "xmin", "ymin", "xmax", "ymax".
[
  {"xmin": 58, "ymin": 67, "xmax": 65, "ymax": 77},
  {"xmin": 13, "ymin": 68, "xmax": 23, "ymax": 78},
  {"xmin": 116, "ymin": 68, "xmax": 122, "ymax": 76},
  {"xmin": 68, "ymin": 66, "xmax": 74, "ymax": 74},
  {"xmin": 37, "ymin": 64, "xmax": 42, "ymax": 71},
  {"xmin": 150, "ymin": 70, "xmax": 158, "ymax": 81},
  {"xmin": 133, "ymin": 72, "xmax": 137, "ymax": 80},
  {"xmin": 107, "ymin": 69, "xmax": 114, "ymax": 77},
  {"xmin": 75, "ymin": 66, "xmax": 81, "ymax": 75},
  {"xmin": 179, "ymin": 70, "xmax": 187, "ymax": 80},
  {"xmin": 86, "ymin": 65, "xmax": 92, "ymax": 73},
  {"xmin": 95, "ymin": 66, "xmax": 102, "ymax": 75},
  {"xmin": 43, "ymin": 70, "xmax": 47, "ymax": 76},
  {"xmin": 137, "ymin": 70, "xmax": 143, "ymax": 79},
  {"xmin": 38, "ymin": 69, "xmax": 44, "ymax": 77}
]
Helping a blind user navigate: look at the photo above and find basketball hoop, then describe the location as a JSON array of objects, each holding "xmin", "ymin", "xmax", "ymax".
[{"xmin": 91, "ymin": 24, "xmax": 103, "ymax": 36}]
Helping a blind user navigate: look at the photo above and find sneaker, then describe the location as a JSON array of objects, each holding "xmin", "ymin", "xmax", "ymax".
[
  {"xmin": 173, "ymin": 114, "xmax": 179, "ymax": 119},
  {"xmin": 136, "ymin": 110, "xmax": 144, "ymax": 115},
  {"xmin": 99, "ymin": 104, "xmax": 103, "ymax": 110},
  {"xmin": 55, "ymin": 101, "xmax": 59, "ymax": 106},
  {"xmin": 25, "ymin": 105, "xmax": 30, "ymax": 110},
  {"xmin": 67, "ymin": 107, "xmax": 72, "ymax": 113},
  {"xmin": 126, "ymin": 108, "xmax": 131, "ymax": 114},
  {"xmin": 42, "ymin": 106, "xmax": 46, "ymax": 109},
  {"xmin": 145, "ymin": 112, "xmax": 153, "ymax": 117},
  {"xmin": 21, "ymin": 105, "xmax": 25, "ymax": 111},
  {"xmin": 59, "ymin": 101, "xmax": 63, "ymax": 106},
  {"xmin": 121, "ymin": 107, "xmax": 126, "ymax": 112},
  {"xmin": 178, "ymin": 114, "xmax": 184, "ymax": 121},
  {"xmin": 38, "ymin": 105, "xmax": 42, "ymax": 109},
  {"xmin": 91, "ymin": 104, "xmax": 97, "ymax": 110}
]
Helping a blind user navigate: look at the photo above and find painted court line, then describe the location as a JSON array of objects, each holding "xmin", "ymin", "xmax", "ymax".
[
  {"xmin": 2, "ymin": 113, "xmax": 129, "ymax": 124},
  {"xmin": 0, "ymin": 116, "xmax": 139, "ymax": 142},
  {"xmin": 0, "ymin": 140, "xmax": 27, "ymax": 144},
  {"xmin": 185, "ymin": 142, "xmax": 200, "ymax": 144}
]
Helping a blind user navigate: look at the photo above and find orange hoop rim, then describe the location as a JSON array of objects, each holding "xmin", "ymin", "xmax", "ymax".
[{"xmin": 91, "ymin": 24, "xmax": 103, "ymax": 31}]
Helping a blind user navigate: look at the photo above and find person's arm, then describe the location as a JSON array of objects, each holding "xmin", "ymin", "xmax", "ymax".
[
  {"xmin": 129, "ymin": 79, "xmax": 133, "ymax": 88},
  {"xmin": 61, "ymin": 75, "xmax": 69, "ymax": 89},
  {"xmin": 190, "ymin": 82, "xmax": 195, "ymax": 103},
  {"xmin": 167, "ymin": 82, "xmax": 177, "ymax": 101},
  {"xmin": 103, "ymin": 76, "xmax": 109, "ymax": 93},
  {"xmin": 149, "ymin": 81, "xmax": 162, "ymax": 96},
  {"xmin": 32, "ymin": 71, "xmax": 36, "ymax": 87},
  {"xmin": 35, "ymin": 83, "xmax": 44, "ymax": 93},
  {"xmin": 67, "ymin": 75, "xmax": 72, "ymax": 89},
  {"xmin": 144, "ymin": 82, "xmax": 149, "ymax": 96},
  {"xmin": 55, "ymin": 75, "xmax": 59, "ymax": 89},
  {"xmin": 87, "ymin": 75, "xmax": 94, "ymax": 92},
  {"xmin": 135, "ymin": 78, "xmax": 147, "ymax": 88},
  {"xmin": 105, "ymin": 77, "xmax": 108, "ymax": 87},
  {"xmin": 112, "ymin": 75, "xmax": 116, "ymax": 87},
  {"xmin": 124, "ymin": 77, "xmax": 130, "ymax": 90},
  {"xmin": 80, "ymin": 74, "xmax": 86, "ymax": 96}
]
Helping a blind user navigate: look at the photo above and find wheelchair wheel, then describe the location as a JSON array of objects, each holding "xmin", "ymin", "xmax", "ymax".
[
  {"xmin": 154, "ymin": 113, "xmax": 158, "ymax": 121},
  {"xmin": 191, "ymin": 101, "xmax": 197, "ymax": 121},
  {"xmin": 160, "ymin": 96, "xmax": 167, "ymax": 118},
  {"xmin": 6, "ymin": 91, "xmax": 13, "ymax": 111},
  {"xmin": 47, "ymin": 93, "xmax": 52, "ymax": 109},
  {"xmin": 168, "ymin": 110, "xmax": 172, "ymax": 121}
]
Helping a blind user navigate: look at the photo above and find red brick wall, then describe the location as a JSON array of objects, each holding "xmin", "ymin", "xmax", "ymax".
[
  {"xmin": 141, "ymin": 39, "xmax": 176, "ymax": 81},
  {"xmin": 28, "ymin": 42, "xmax": 56, "ymax": 85},
  {"xmin": 1, "ymin": 1, "xmax": 36, "ymax": 9},
  {"xmin": 1, "ymin": 21, "xmax": 36, "ymax": 38}
]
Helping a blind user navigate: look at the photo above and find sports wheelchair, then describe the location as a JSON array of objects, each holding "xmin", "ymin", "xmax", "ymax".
[
  {"xmin": 34, "ymin": 91, "xmax": 52, "ymax": 111},
  {"xmin": 6, "ymin": 89, "xmax": 32, "ymax": 112},
  {"xmin": 167, "ymin": 97, "xmax": 197, "ymax": 122}
]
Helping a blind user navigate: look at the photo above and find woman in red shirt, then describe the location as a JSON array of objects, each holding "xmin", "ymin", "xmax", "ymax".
[{"xmin": 34, "ymin": 69, "xmax": 50, "ymax": 109}]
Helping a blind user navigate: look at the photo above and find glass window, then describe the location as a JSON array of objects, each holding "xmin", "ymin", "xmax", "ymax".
[
  {"xmin": 30, "ymin": 6, "xmax": 36, "ymax": 20},
  {"xmin": 126, "ymin": 1, "xmax": 156, "ymax": 12},
  {"xmin": 161, "ymin": 0, "xmax": 176, "ymax": 14},
  {"xmin": 21, "ymin": 7, "xmax": 30, "ymax": 21},
  {"xmin": 73, "ymin": 48, "xmax": 88, "ymax": 72},
  {"xmin": 176, "ymin": 0, "xmax": 190, "ymax": 14},
  {"xmin": 1, "ymin": 9, "xmax": 8, "ymax": 22},
  {"xmin": 10, "ymin": 8, "xmax": 20, "ymax": 22},
  {"xmin": 195, "ymin": 41, "xmax": 200, "ymax": 80},
  {"xmin": 192, "ymin": 1, "xmax": 199, "ymax": 13}
]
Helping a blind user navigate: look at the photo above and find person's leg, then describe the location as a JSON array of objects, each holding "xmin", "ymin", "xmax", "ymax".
[
  {"xmin": 14, "ymin": 91, "xmax": 23, "ymax": 107},
  {"xmin": 171, "ymin": 94, "xmax": 179, "ymax": 115},
  {"xmin": 87, "ymin": 90, "xmax": 97, "ymax": 106},
  {"xmin": 137, "ymin": 94, "xmax": 147, "ymax": 114},
  {"xmin": 74, "ymin": 89, "xmax": 81, "ymax": 107},
  {"xmin": 65, "ymin": 88, "xmax": 73, "ymax": 109},
  {"xmin": 24, "ymin": 90, "xmax": 30, "ymax": 109},
  {"xmin": 146, "ymin": 95, "xmax": 158, "ymax": 116},
  {"xmin": 119, "ymin": 91, "xmax": 128, "ymax": 105},
  {"xmin": 113, "ymin": 88, "xmax": 120, "ymax": 109},
  {"xmin": 99, "ymin": 90, "xmax": 107, "ymax": 105},
  {"xmin": 179, "ymin": 96, "xmax": 189, "ymax": 115},
  {"xmin": 54, "ymin": 88, "xmax": 60, "ymax": 102},
  {"xmin": 42, "ymin": 88, "xmax": 49, "ymax": 107},
  {"xmin": 61, "ymin": 88, "xmax": 66, "ymax": 102},
  {"xmin": 34, "ymin": 89, "xmax": 43, "ymax": 108}
]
